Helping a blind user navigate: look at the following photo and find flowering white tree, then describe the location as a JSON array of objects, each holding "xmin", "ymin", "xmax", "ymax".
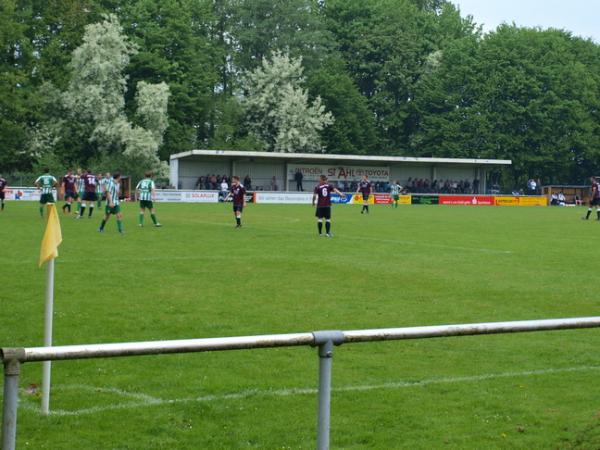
[
  {"xmin": 245, "ymin": 51, "xmax": 333, "ymax": 152},
  {"xmin": 62, "ymin": 14, "xmax": 170, "ymax": 175}
]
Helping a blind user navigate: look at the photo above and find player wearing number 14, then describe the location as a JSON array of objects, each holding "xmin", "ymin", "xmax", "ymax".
[
  {"xmin": 312, "ymin": 175, "xmax": 345, "ymax": 237},
  {"xmin": 136, "ymin": 171, "xmax": 162, "ymax": 227}
]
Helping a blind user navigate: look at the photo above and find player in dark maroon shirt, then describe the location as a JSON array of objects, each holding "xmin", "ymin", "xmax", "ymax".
[
  {"xmin": 583, "ymin": 176, "xmax": 600, "ymax": 220},
  {"xmin": 226, "ymin": 175, "xmax": 247, "ymax": 228},
  {"xmin": 0, "ymin": 175, "xmax": 6, "ymax": 211},
  {"xmin": 356, "ymin": 175, "xmax": 372, "ymax": 214},
  {"xmin": 312, "ymin": 175, "xmax": 345, "ymax": 237},
  {"xmin": 78, "ymin": 169, "xmax": 98, "ymax": 219},
  {"xmin": 61, "ymin": 170, "xmax": 77, "ymax": 214}
]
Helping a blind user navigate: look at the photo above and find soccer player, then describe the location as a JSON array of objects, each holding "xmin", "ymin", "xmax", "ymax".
[
  {"xmin": 35, "ymin": 168, "xmax": 58, "ymax": 218},
  {"xmin": 75, "ymin": 168, "xmax": 84, "ymax": 215},
  {"xmin": 582, "ymin": 176, "xmax": 600, "ymax": 220},
  {"xmin": 136, "ymin": 171, "xmax": 162, "ymax": 227},
  {"xmin": 98, "ymin": 172, "xmax": 124, "ymax": 234},
  {"xmin": 61, "ymin": 169, "xmax": 77, "ymax": 214},
  {"xmin": 390, "ymin": 180, "xmax": 402, "ymax": 208},
  {"xmin": 78, "ymin": 169, "xmax": 98, "ymax": 219},
  {"xmin": 225, "ymin": 175, "xmax": 246, "ymax": 228},
  {"xmin": 356, "ymin": 175, "xmax": 372, "ymax": 214},
  {"xmin": 101, "ymin": 172, "xmax": 111, "ymax": 202},
  {"xmin": 96, "ymin": 172, "xmax": 104, "ymax": 208},
  {"xmin": 0, "ymin": 174, "xmax": 6, "ymax": 212},
  {"xmin": 312, "ymin": 175, "xmax": 345, "ymax": 237}
]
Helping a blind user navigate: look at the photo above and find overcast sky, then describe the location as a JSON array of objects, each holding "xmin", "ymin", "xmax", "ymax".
[{"xmin": 451, "ymin": 0, "xmax": 599, "ymax": 43}]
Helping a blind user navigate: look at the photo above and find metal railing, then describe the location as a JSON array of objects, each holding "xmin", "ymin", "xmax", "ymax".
[{"xmin": 2, "ymin": 317, "xmax": 600, "ymax": 450}]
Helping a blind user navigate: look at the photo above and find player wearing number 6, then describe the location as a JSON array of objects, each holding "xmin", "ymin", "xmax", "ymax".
[
  {"xmin": 312, "ymin": 175, "xmax": 345, "ymax": 237},
  {"xmin": 136, "ymin": 171, "xmax": 162, "ymax": 227}
]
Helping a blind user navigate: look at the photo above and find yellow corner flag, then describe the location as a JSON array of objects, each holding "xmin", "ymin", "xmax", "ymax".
[{"xmin": 39, "ymin": 203, "xmax": 63, "ymax": 267}]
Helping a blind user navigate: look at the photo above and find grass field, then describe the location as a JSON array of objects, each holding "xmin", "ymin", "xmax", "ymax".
[{"xmin": 1, "ymin": 201, "xmax": 599, "ymax": 449}]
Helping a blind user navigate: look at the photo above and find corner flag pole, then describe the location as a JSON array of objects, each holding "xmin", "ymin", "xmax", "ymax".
[
  {"xmin": 41, "ymin": 258, "xmax": 54, "ymax": 415},
  {"xmin": 39, "ymin": 203, "xmax": 62, "ymax": 416}
]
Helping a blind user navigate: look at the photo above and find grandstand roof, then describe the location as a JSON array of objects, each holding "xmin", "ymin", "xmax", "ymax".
[{"xmin": 170, "ymin": 150, "xmax": 512, "ymax": 166}]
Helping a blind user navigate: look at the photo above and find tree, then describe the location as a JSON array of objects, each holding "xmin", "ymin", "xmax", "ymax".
[
  {"xmin": 244, "ymin": 51, "xmax": 333, "ymax": 152},
  {"xmin": 49, "ymin": 14, "xmax": 170, "ymax": 178}
]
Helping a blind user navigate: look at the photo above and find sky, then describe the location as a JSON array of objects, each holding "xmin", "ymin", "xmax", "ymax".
[{"xmin": 451, "ymin": 0, "xmax": 599, "ymax": 43}]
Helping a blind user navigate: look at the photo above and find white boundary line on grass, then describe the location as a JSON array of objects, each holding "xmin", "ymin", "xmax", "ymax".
[{"xmin": 18, "ymin": 365, "xmax": 600, "ymax": 417}]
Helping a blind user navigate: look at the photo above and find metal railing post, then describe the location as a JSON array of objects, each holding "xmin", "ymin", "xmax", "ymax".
[
  {"xmin": 313, "ymin": 331, "xmax": 344, "ymax": 450},
  {"xmin": 2, "ymin": 349, "xmax": 25, "ymax": 450}
]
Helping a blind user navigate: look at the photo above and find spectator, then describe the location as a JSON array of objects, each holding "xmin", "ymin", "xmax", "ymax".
[
  {"xmin": 195, "ymin": 176, "xmax": 204, "ymax": 190},
  {"xmin": 219, "ymin": 178, "xmax": 229, "ymax": 201},
  {"xmin": 243, "ymin": 174, "xmax": 252, "ymax": 190},
  {"xmin": 294, "ymin": 170, "xmax": 304, "ymax": 191},
  {"xmin": 472, "ymin": 178, "xmax": 479, "ymax": 194},
  {"xmin": 210, "ymin": 174, "xmax": 218, "ymax": 190},
  {"xmin": 270, "ymin": 176, "xmax": 278, "ymax": 191},
  {"xmin": 558, "ymin": 191, "xmax": 566, "ymax": 206},
  {"xmin": 527, "ymin": 178, "xmax": 537, "ymax": 195}
]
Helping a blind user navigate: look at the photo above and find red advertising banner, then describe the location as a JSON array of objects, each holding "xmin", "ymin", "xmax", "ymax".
[
  {"xmin": 373, "ymin": 194, "xmax": 392, "ymax": 204},
  {"xmin": 439, "ymin": 195, "xmax": 495, "ymax": 206}
]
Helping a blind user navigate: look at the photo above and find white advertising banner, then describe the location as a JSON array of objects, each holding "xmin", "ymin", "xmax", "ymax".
[
  {"xmin": 154, "ymin": 190, "xmax": 219, "ymax": 203},
  {"xmin": 4, "ymin": 187, "xmax": 57, "ymax": 201},
  {"xmin": 287, "ymin": 164, "xmax": 390, "ymax": 182},
  {"xmin": 254, "ymin": 192, "xmax": 313, "ymax": 204}
]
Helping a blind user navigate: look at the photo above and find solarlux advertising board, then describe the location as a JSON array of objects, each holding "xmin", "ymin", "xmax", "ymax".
[{"xmin": 287, "ymin": 164, "xmax": 390, "ymax": 182}]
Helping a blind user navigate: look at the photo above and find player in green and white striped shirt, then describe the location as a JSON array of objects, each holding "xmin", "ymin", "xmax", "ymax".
[
  {"xmin": 96, "ymin": 172, "xmax": 104, "ymax": 208},
  {"xmin": 98, "ymin": 172, "xmax": 124, "ymax": 234},
  {"xmin": 75, "ymin": 168, "xmax": 84, "ymax": 215},
  {"xmin": 35, "ymin": 168, "xmax": 58, "ymax": 217},
  {"xmin": 136, "ymin": 171, "xmax": 162, "ymax": 227},
  {"xmin": 390, "ymin": 180, "xmax": 402, "ymax": 208}
]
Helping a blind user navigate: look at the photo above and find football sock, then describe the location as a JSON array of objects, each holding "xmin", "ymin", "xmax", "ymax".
[
  {"xmin": 325, "ymin": 220, "xmax": 331, "ymax": 234},
  {"xmin": 597, "ymin": 209, "xmax": 600, "ymax": 220},
  {"xmin": 99, "ymin": 219, "xmax": 106, "ymax": 231},
  {"xmin": 139, "ymin": 213, "xmax": 144, "ymax": 225},
  {"xmin": 317, "ymin": 220, "xmax": 323, "ymax": 234},
  {"xmin": 586, "ymin": 208, "xmax": 592, "ymax": 219},
  {"xmin": 39, "ymin": 206, "xmax": 44, "ymax": 217},
  {"xmin": 76, "ymin": 202, "xmax": 81, "ymax": 213},
  {"xmin": 97, "ymin": 199, "xmax": 101, "ymax": 208},
  {"xmin": 79, "ymin": 206, "xmax": 85, "ymax": 217},
  {"xmin": 1, "ymin": 200, "xmax": 4, "ymax": 210},
  {"xmin": 365, "ymin": 205, "xmax": 369, "ymax": 213},
  {"xmin": 151, "ymin": 214, "xmax": 158, "ymax": 225},
  {"xmin": 117, "ymin": 220, "xmax": 123, "ymax": 233},
  {"xmin": 236, "ymin": 216, "xmax": 241, "ymax": 226},
  {"xmin": 88, "ymin": 205, "xmax": 94, "ymax": 217}
]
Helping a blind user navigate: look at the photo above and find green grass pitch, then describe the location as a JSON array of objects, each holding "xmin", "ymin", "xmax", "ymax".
[{"xmin": 1, "ymin": 201, "xmax": 599, "ymax": 449}]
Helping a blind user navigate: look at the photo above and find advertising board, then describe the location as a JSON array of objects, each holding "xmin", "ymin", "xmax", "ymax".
[
  {"xmin": 439, "ymin": 195, "xmax": 494, "ymax": 206},
  {"xmin": 411, "ymin": 195, "xmax": 439, "ymax": 205},
  {"xmin": 254, "ymin": 192, "xmax": 314, "ymax": 204},
  {"xmin": 287, "ymin": 164, "xmax": 390, "ymax": 182}
]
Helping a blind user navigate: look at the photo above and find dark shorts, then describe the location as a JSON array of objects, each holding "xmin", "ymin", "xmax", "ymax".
[
  {"xmin": 0, "ymin": 191, "xmax": 4, "ymax": 200},
  {"xmin": 83, "ymin": 192, "xmax": 97, "ymax": 201},
  {"xmin": 105, "ymin": 204, "xmax": 121, "ymax": 215},
  {"xmin": 362, "ymin": 193, "xmax": 370, "ymax": 201},
  {"xmin": 392, "ymin": 194, "xmax": 399, "ymax": 201},
  {"xmin": 40, "ymin": 193, "xmax": 55, "ymax": 204},
  {"xmin": 65, "ymin": 190, "xmax": 76, "ymax": 199},
  {"xmin": 315, "ymin": 206, "xmax": 331, "ymax": 219},
  {"xmin": 591, "ymin": 197, "xmax": 600, "ymax": 206},
  {"xmin": 140, "ymin": 200, "xmax": 154, "ymax": 209},
  {"xmin": 233, "ymin": 204, "xmax": 244, "ymax": 213}
]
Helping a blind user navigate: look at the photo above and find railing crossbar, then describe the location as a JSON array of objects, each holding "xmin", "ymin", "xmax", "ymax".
[{"xmin": 2, "ymin": 316, "xmax": 600, "ymax": 450}]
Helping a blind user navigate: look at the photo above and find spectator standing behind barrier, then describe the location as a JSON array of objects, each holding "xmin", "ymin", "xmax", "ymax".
[
  {"xmin": 473, "ymin": 178, "xmax": 479, "ymax": 194},
  {"xmin": 270, "ymin": 176, "xmax": 278, "ymax": 191},
  {"xmin": 243, "ymin": 175, "xmax": 252, "ymax": 190},
  {"xmin": 294, "ymin": 170, "xmax": 304, "ymax": 191},
  {"xmin": 220, "ymin": 179, "xmax": 229, "ymax": 201}
]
